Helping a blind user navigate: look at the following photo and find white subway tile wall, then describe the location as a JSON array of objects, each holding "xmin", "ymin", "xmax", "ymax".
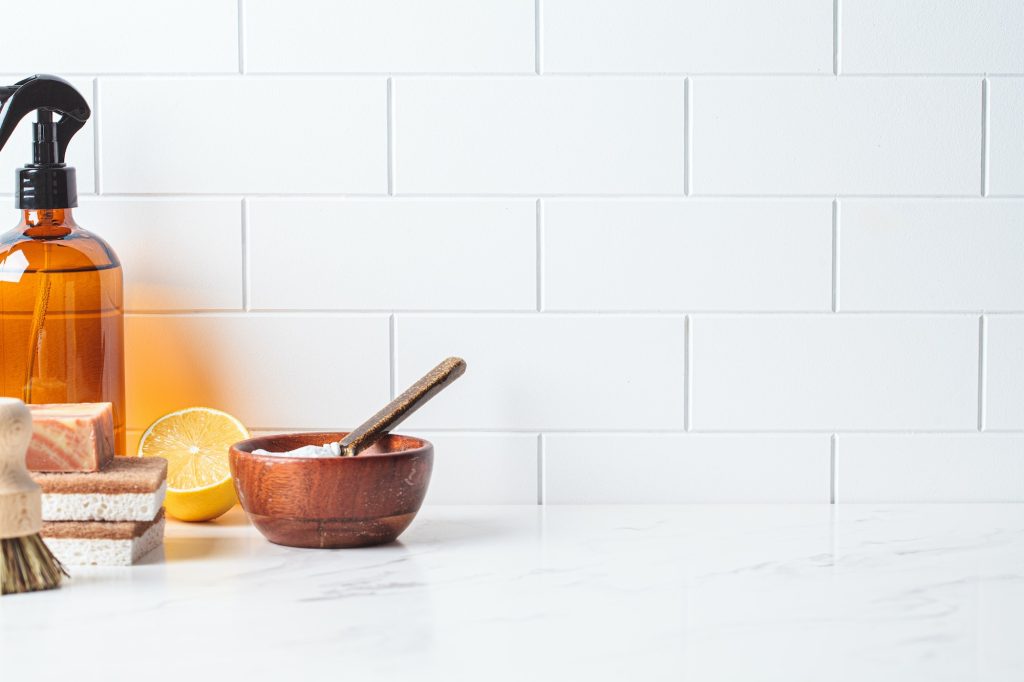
[
  {"xmin": 691, "ymin": 77, "xmax": 981, "ymax": 195},
  {"xmin": 421, "ymin": 433, "xmax": 540, "ymax": 504},
  {"xmin": 985, "ymin": 316, "xmax": 1024, "ymax": 430},
  {"xmin": 394, "ymin": 78, "xmax": 686, "ymax": 194},
  {"xmin": 247, "ymin": 199, "xmax": 536, "ymax": 310},
  {"xmin": 394, "ymin": 315, "xmax": 687, "ymax": 431},
  {"xmin": 838, "ymin": 200, "xmax": 1024, "ymax": 311},
  {"xmin": 541, "ymin": 0, "xmax": 833, "ymax": 74},
  {"xmin": 100, "ymin": 78, "xmax": 387, "ymax": 194},
  {"xmin": 690, "ymin": 315, "xmax": 979, "ymax": 431},
  {"xmin": 544, "ymin": 434, "xmax": 831, "ymax": 503},
  {"xmin": 77, "ymin": 198, "xmax": 244, "ymax": 312},
  {"xmin": 988, "ymin": 78, "xmax": 1024, "ymax": 195},
  {"xmin": 543, "ymin": 199, "xmax": 832, "ymax": 311},
  {"xmin": 0, "ymin": 2, "xmax": 238, "ymax": 74},
  {"xmin": 125, "ymin": 315, "xmax": 390, "ymax": 430},
  {"xmin": 245, "ymin": 0, "xmax": 534, "ymax": 73},
  {"xmin": 836, "ymin": 435, "xmax": 1024, "ymax": 502},
  {"xmin": 840, "ymin": 0, "xmax": 1024, "ymax": 74},
  {"xmin": 0, "ymin": 1, "xmax": 1021, "ymax": 503}
]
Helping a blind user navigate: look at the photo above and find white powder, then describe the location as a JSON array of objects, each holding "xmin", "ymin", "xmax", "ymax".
[{"xmin": 252, "ymin": 441, "xmax": 342, "ymax": 458}]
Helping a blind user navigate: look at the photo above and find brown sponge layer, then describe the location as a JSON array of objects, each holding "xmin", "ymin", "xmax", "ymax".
[
  {"xmin": 42, "ymin": 510, "xmax": 165, "ymax": 540},
  {"xmin": 32, "ymin": 457, "xmax": 167, "ymax": 494}
]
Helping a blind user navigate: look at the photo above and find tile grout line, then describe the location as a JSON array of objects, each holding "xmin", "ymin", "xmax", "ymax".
[
  {"xmin": 38, "ymin": 192, "xmax": 1021, "ymax": 200},
  {"xmin": 92, "ymin": 78, "xmax": 101, "ymax": 194},
  {"xmin": 119, "ymin": 310, "xmax": 1015, "ymax": 317},
  {"xmin": 829, "ymin": 502, "xmax": 839, "ymax": 569},
  {"xmin": 536, "ymin": 199, "xmax": 543, "ymax": 311},
  {"xmin": 833, "ymin": 0, "xmax": 841, "ymax": 76},
  {"xmin": 387, "ymin": 77, "xmax": 395, "ymax": 195},
  {"xmin": 389, "ymin": 314, "xmax": 397, "ymax": 400},
  {"xmin": 829, "ymin": 434, "xmax": 837, "ymax": 503},
  {"xmin": 684, "ymin": 315, "xmax": 692, "ymax": 431},
  {"xmin": 241, "ymin": 197, "xmax": 250, "ymax": 311},
  {"xmin": 534, "ymin": 0, "xmax": 542, "ymax": 75},
  {"xmin": 134, "ymin": 426, "xmax": 1024, "ymax": 435},
  {"xmin": 977, "ymin": 319, "xmax": 986, "ymax": 430},
  {"xmin": 27, "ymin": 72, "xmax": 1021, "ymax": 78},
  {"xmin": 125, "ymin": 426, "xmax": 1024, "ymax": 437},
  {"xmin": 684, "ymin": 77, "xmax": 691, "ymax": 196},
  {"xmin": 237, "ymin": 0, "xmax": 246, "ymax": 74},
  {"xmin": 537, "ymin": 434, "xmax": 545, "ymax": 505},
  {"xmin": 121, "ymin": 309, "xmax": 1010, "ymax": 317},
  {"xmin": 981, "ymin": 76, "xmax": 990, "ymax": 196},
  {"xmin": 831, "ymin": 198, "xmax": 840, "ymax": 312}
]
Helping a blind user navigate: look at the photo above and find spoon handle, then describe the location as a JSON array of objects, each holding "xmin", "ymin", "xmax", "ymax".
[{"xmin": 339, "ymin": 357, "xmax": 466, "ymax": 457}]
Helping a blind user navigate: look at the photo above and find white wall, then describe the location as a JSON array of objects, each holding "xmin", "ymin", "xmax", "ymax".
[{"xmin": 2, "ymin": 0, "xmax": 1023, "ymax": 503}]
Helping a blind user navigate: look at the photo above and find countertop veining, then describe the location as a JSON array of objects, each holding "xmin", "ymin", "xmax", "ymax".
[{"xmin": 4, "ymin": 504, "xmax": 1023, "ymax": 680}]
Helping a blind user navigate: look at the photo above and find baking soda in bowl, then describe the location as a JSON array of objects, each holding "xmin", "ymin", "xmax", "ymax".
[{"xmin": 253, "ymin": 442, "xmax": 342, "ymax": 458}]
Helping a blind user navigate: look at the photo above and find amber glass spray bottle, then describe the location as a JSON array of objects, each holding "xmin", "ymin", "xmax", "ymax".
[{"xmin": 0, "ymin": 75, "xmax": 125, "ymax": 454}]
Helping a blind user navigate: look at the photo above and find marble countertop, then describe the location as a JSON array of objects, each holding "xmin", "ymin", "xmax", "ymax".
[{"xmin": 3, "ymin": 504, "xmax": 1024, "ymax": 681}]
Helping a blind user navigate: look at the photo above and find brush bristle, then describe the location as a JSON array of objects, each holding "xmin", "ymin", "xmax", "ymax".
[{"xmin": 1, "ymin": 534, "xmax": 68, "ymax": 595}]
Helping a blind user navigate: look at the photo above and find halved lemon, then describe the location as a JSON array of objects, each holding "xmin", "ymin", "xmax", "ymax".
[{"xmin": 138, "ymin": 407, "xmax": 249, "ymax": 522}]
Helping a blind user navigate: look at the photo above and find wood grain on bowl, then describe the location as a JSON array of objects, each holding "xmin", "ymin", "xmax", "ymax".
[{"xmin": 230, "ymin": 432, "xmax": 433, "ymax": 548}]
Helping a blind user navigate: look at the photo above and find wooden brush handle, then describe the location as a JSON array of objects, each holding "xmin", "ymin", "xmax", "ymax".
[
  {"xmin": 0, "ymin": 398, "xmax": 41, "ymax": 539},
  {"xmin": 339, "ymin": 357, "xmax": 467, "ymax": 457}
]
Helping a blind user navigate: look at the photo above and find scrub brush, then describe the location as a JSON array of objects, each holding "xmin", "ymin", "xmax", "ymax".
[{"xmin": 0, "ymin": 397, "xmax": 67, "ymax": 595}]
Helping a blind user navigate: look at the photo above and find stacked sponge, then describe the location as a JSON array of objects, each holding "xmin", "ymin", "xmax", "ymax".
[{"xmin": 26, "ymin": 403, "xmax": 167, "ymax": 566}]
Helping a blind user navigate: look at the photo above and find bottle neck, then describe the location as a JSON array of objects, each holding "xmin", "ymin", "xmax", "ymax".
[{"xmin": 19, "ymin": 207, "xmax": 78, "ymax": 237}]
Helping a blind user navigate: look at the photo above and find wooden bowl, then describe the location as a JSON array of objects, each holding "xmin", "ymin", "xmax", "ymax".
[{"xmin": 229, "ymin": 432, "xmax": 433, "ymax": 549}]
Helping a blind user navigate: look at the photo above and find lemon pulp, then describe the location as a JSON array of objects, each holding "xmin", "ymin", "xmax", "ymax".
[{"xmin": 138, "ymin": 407, "xmax": 249, "ymax": 522}]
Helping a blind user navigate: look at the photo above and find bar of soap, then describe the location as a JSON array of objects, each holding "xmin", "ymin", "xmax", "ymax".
[
  {"xmin": 32, "ymin": 458, "xmax": 168, "ymax": 522},
  {"xmin": 27, "ymin": 403, "xmax": 116, "ymax": 472},
  {"xmin": 42, "ymin": 510, "xmax": 165, "ymax": 566}
]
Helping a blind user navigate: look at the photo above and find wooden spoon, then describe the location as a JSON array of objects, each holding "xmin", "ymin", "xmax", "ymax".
[{"xmin": 339, "ymin": 357, "xmax": 466, "ymax": 457}]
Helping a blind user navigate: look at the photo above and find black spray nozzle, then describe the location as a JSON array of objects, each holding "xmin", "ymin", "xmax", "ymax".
[
  {"xmin": 0, "ymin": 74, "xmax": 90, "ymax": 164},
  {"xmin": 0, "ymin": 75, "xmax": 90, "ymax": 209},
  {"xmin": 33, "ymin": 110, "xmax": 60, "ymax": 165}
]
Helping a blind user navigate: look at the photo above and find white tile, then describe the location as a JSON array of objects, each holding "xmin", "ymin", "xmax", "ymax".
[
  {"xmin": 248, "ymin": 199, "xmax": 535, "ymax": 310},
  {"xmin": 544, "ymin": 199, "xmax": 831, "ymax": 311},
  {"xmin": 837, "ymin": 435, "xmax": 1024, "ymax": 502},
  {"xmin": 691, "ymin": 78, "xmax": 981, "ymax": 196},
  {"xmin": 840, "ymin": 200, "xmax": 1024, "ymax": 311},
  {"xmin": 985, "ymin": 315, "xmax": 1024, "ymax": 430},
  {"xmin": 100, "ymin": 78, "xmax": 386, "ymax": 194},
  {"xmin": 842, "ymin": 0, "xmax": 1024, "ymax": 74},
  {"xmin": 0, "ymin": 76, "xmax": 95, "ymax": 194},
  {"xmin": 394, "ymin": 315, "xmax": 686, "ymax": 430},
  {"xmin": 421, "ymin": 433, "xmax": 538, "ymax": 504},
  {"xmin": 125, "ymin": 315, "xmax": 389, "ymax": 430},
  {"xmin": 245, "ymin": 0, "xmax": 533, "ymax": 73},
  {"xmin": 0, "ymin": 1, "xmax": 237, "ymax": 73},
  {"xmin": 988, "ymin": 78, "xmax": 1024, "ymax": 196},
  {"xmin": 394, "ymin": 78, "xmax": 685, "ymax": 194},
  {"xmin": 545, "ymin": 434, "xmax": 830, "ymax": 503},
  {"xmin": 76, "ymin": 198, "xmax": 242, "ymax": 311},
  {"xmin": 690, "ymin": 315, "xmax": 979, "ymax": 431},
  {"xmin": 543, "ymin": 0, "xmax": 831, "ymax": 74}
]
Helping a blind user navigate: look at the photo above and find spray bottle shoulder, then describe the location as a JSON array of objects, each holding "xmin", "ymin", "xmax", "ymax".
[{"xmin": 0, "ymin": 208, "xmax": 120, "ymax": 276}]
